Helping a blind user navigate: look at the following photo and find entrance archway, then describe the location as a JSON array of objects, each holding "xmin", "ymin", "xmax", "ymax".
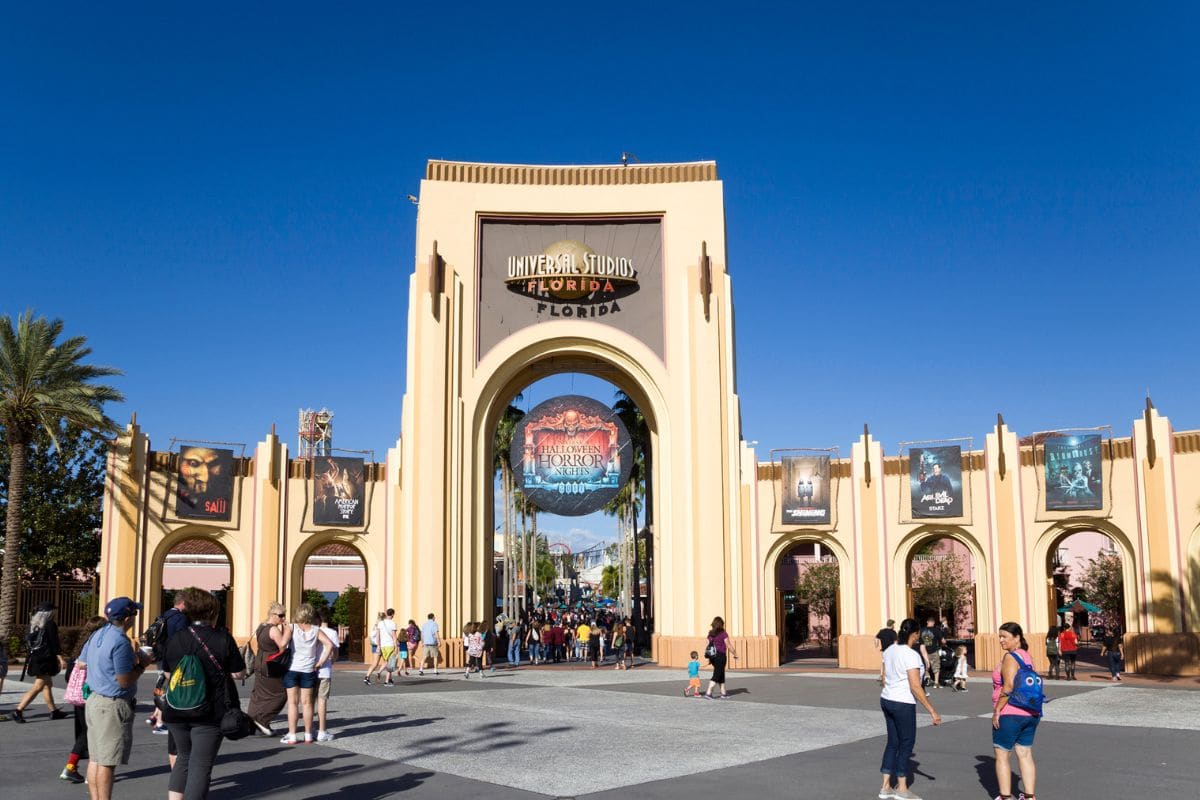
[
  {"xmin": 1031, "ymin": 521, "xmax": 1138, "ymax": 637},
  {"xmin": 1042, "ymin": 529, "xmax": 1126, "ymax": 642},
  {"xmin": 475, "ymin": 341, "xmax": 667, "ymax": 658},
  {"xmin": 774, "ymin": 540, "xmax": 840, "ymax": 662},
  {"xmin": 160, "ymin": 536, "xmax": 233, "ymax": 629},
  {"xmin": 900, "ymin": 530, "xmax": 980, "ymax": 637},
  {"xmin": 293, "ymin": 538, "xmax": 368, "ymax": 661}
]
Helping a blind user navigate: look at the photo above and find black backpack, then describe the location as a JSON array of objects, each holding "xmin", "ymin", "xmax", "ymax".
[
  {"xmin": 25, "ymin": 625, "xmax": 48, "ymax": 655},
  {"xmin": 143, "ymin": 608, "xmax": 181, "ymax": 660}
]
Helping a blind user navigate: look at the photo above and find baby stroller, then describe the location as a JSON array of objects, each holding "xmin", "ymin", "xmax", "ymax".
[{"xmin": 938, "ymin": 648, "xmax": 957, "ymax": 687}]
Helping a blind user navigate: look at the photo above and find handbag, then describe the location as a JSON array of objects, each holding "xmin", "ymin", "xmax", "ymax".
[
  {"xmin": 264, "ymin": 645, "xmax": 292, "ymax": 678},
  {"xmin": 386, "ymin": 652, "xmax": 399, "ymax": 672},
  {"xmin": 704, "ymin": 637, "xmax": 718, "ymax": 660},
  {"xmin": 65, "ymin": 663, "xmax": 88, "ymax": 707}
]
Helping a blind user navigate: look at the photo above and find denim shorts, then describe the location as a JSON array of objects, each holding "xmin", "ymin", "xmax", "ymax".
[
  {"xmin": 282, "ymin": 670, "xmax": 318, "ymax": 690},
  {"xmin": 993, "ymin": 714, "xmax": 1039, "ymax": 751}
]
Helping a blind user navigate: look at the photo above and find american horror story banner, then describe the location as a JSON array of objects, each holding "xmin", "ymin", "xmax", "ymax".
[
  {"xmin": 477, "ymin": 218, "xmax": 664, "ymax": 361},
  {"xmin": 509, "ymin": 394, "xmax": 633, "ymax": 517}
]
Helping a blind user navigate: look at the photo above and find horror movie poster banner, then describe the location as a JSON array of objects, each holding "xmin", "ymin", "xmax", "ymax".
[
  {"xmin": 780, "ymin": 456, "xmax": 832, "ymax": 525},
  {"xmin": 313, "ymin": 456, "xmax": 365, "ymax": 526},
  {"xmin": 909, "ymin": 445, "xmax": 964, "ymax": 518},
  {"xmin": 509, "ymin": 395, "xmax": 632, "ymax": 517},
  {"xmin": 1044, "ymin": 434, "xmax": 1103, "ymax": 511},
  {"xmin": 477, "ymin": 218, "xmax": 664, "ymax": 362},
  {"xmin": 175, "ymin": 446, "xmax": 235, "ymax": 521}
]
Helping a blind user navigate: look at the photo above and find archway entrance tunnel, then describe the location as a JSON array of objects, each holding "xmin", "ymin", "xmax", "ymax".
[
  {"xmin": 904, "ymin": 534, "xmax": 978, "ymax": 684},
  {"xmin": 161, "ymin": 538, "xmax": 233, "ymax": 629},
  {"xmin": 301, "ymin": 542, "xmax": 368, "ymax": 662},
  {"xmin": 487, "ymin": 368, "xmax": 655, "ymax": 665},
  {"xmin": 775, "ymin": 541, "xmax": 840, "ymax": 663},
  {"xmin": 1046, "ymin": 529, "xmax": 1126, "ymax": 674}
]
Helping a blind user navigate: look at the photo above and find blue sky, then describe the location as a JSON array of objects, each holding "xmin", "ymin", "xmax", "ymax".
[{"xmin": 3, "ymin": 4, "xmax": 1197, "ymax": 549}]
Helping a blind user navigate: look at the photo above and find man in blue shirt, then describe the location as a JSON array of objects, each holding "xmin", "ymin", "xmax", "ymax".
[{"xmin": 78, "ymin": 596, "xmax": 151, "ymax": 800}]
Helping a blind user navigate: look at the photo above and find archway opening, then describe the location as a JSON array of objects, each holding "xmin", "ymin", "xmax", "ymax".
[
  {"xmin": 774, "ymin": 541, "xmax": 840, "ymax": 663},
  {"xmin": 905, "ymin": 535, "xmax": 978, "ymax": 638},
  {"xmin": 161, "ymin": 537, "xmax": 233, "ymax": 629},
  {"xmin": 1046, "ymin": 529, "xmax": 1125, "ymax": 672},
  {"xmin": 489, "ymin": 368, "xmax": 655, "ymax": 665},
  {"xmin": 301, "ymin": 542, "xmax": 367, "ymax": 661}
]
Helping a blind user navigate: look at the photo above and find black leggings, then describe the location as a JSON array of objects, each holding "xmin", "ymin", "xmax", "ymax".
[
  {"xmin": 72, "ymin": 705, "xmax": 89, "ymax": 759},
  {"xmin": 710, "ymin": 653, "xmax": 727, "ymax": 684},
  {"xmin": 167, "ymin": 722, "xmax": 223, "ymax": 800}
]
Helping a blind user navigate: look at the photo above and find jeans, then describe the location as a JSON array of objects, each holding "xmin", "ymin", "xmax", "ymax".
[
  {"xmin": 880, "ymin": 698, "xmax": 917, "ymax": 780},
  {"xmin": 1108, "ymin": 651, "xmax": 1122, "ymax": 677},
  {"xmin": 167, "ymin": 722, "xmax": 224, "ymax": 800},
  {"xmin": 508, "ymin": 638, "xmax": 521, "ymax": 664}
]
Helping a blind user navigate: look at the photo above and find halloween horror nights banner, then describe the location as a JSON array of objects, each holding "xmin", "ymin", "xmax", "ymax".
[
  {"xmin": 779, "ymin": 456, "xmax": 832, "ymax": 525},
  {"xmin": 909, "ymin": 445, "xmax": 964, "ymax": 518},
  {"xmin": 313, "ymin": 456, "xmax": 365, "ymax": 526},
  {"xmin": 477, "ymin": 218, "xmax": 664, "ymax": 362},
  {"xmin": 175, "ymin": 446, "xmax": 235, "ymax": 521},
  {"xmin": 509, "ymin": 395, "xmax": 632, "ymax": 517},
  {"xmin": 1043, "ymin": 434, "xmax": 1103, "ymax": 511}
]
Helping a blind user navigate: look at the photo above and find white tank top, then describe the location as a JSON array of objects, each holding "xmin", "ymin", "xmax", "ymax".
[{"xmin": 290, "ymin": 625, "xmax": 320, "ymax": 673}]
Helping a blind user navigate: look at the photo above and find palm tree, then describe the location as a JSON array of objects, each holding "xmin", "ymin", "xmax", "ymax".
[
  {"xmin": 608, "ymin": 391, "xmax": 649, "ymax": 622},
  {"xmin": 493, "ymin": 399, "xmax": 523, "ymax": 618},
  {"xmin": 0, "ymin": 311, "xmax": 122, "ymax": 641}
]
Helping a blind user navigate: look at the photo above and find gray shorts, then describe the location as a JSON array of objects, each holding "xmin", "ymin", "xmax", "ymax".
[{"xmin": 85, "ymin": 694, "xmax": 135, "ymax": 766}]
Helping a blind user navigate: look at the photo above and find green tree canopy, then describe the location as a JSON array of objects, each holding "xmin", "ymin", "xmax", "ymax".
[
  {"xmin": 1, "ymin": 311, "xmax": 122, "ymax": 640},
  {"xmin": 796, "ymin": 560, "xmax": 840, "ymax": 652},
  {"xmin": 1078, "ymin": 551, "xmax": 1124, "ymax": 624},
  {"xmin": 0, "ymin": 424, "xmax": 106, "ymax": 579}
]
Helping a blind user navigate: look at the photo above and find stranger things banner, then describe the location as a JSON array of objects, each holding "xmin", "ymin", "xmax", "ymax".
[
  {"xmin": 909, "ymin": 445, "xmax": 964, "ymax": 518},
  {"xmin": 313, "ymin": 456, "xmax": 366, "ymax": 526},
  {"xmin": 779, "ymin": 456, "xmax": 832, "ymax": 525},
  {"xmin": 175, "ymin": 446, "xmax": 235, "ymax": 521},
  {"xmin": 509, "ymin": 395, "xmax": 632, "ymax": 517},
  {"xmin": 1043, "ymin": 434, "xmax": 1103, "ymax": 511}
]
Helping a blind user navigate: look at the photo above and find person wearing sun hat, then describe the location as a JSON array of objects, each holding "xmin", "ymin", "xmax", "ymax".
[{"xmin": 76, "ymin": 596, "xmax": 152, "ymax": 800}]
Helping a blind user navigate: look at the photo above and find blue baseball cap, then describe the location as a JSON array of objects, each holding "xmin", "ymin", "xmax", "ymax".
[{"xmin": 104, "ymin": 597, "xmax": 143, "ymax": 621}]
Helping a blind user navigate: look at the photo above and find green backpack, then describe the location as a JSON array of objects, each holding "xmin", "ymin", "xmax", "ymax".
[{"xmin": 162, "ymin": 653, "xmax": 211, "ymax": 720}]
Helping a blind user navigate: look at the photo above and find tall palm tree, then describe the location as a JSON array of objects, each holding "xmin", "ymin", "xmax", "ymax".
[
  {"xmin": 492, "ymin": 399, "xmax": 523, "ymax": 618},
  {"xmin": 609, "ymin": 390, "xmax": 649, "ymax": 622},
  {"xmin": 0, "ymin": 311, "xmax": 122, "ymax": 640}
]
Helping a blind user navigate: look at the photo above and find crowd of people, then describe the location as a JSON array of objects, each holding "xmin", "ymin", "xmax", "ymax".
[{"xmin": 1, "ymin": 592, "xmax": 1119, "ymax": 800}]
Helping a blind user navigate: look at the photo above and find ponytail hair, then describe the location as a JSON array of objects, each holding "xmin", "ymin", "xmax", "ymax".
[
  {"xmin": 897, "ymin": 618, "xmax": 921, "ymax": 646},
  {"xmin": 999, "ymin": 621, "xmax": 1028, "ymax": 651}
]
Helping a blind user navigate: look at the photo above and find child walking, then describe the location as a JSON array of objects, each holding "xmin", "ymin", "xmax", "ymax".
[
  {"xmin": 952, "ymin": 644, "xmax": 969, "ymax": 691},
  {"xmin": 465, "ymin": 623, "xmax": 484, "ymax": 677},
  {"xmin": 684, "ymin": 651, "xmax": 702, "ymax": 697}
]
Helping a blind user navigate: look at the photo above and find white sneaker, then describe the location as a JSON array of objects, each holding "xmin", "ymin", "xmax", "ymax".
[
  {"xmin": 280, "ymin": 733, "xmax": 299, "ymax": 745},
  {"xmin": 317, "ymin": 730, "xmax": 335, "ymax": 742},
  {"xmin": 892, "ymin": 790, "xmax": 922, "ymax": 800},
  {"xmin": 303, "ymin": 733, "xmax": 314, "ymax": 744},
  {"xmin": 879, "ymin": 789, "xmax": 894, "ymax": 799}
]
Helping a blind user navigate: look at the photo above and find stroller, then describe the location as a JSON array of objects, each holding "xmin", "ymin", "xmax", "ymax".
[{"xmin": 938, "ymin": 648, "xmax": 958, "ymax": 687}]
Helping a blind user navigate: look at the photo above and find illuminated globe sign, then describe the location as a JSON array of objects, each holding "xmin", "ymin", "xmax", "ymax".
[{"xmin": 509, "ymin": 394, "xmax": 632, "ymax": 516}]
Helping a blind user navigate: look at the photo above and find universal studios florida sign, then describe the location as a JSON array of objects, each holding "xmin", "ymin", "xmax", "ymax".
[{"xmin": 504, "ymin": 239, "xmax": 639, "ymax": 317}]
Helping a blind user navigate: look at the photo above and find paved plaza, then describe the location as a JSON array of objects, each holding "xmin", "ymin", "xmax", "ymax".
[{"xmin": 2, "ymin": 665, "xmax": 1198, "ymax": 799}]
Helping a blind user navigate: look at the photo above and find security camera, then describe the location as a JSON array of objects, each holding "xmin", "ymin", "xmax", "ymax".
[{"xmin": 406, "ymin": 195, "xmax": 419, "ymax": 205}]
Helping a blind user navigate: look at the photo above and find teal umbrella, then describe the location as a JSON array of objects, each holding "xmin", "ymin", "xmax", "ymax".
[{"xmin": 1058, "ymin": 600, "xmax": 1101, "ymax": 614}]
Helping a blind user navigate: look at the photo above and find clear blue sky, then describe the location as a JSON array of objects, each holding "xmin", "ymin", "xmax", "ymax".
[{"xmin": 3, "ymin": 4, "xmax": 1197, "ymax": 552}]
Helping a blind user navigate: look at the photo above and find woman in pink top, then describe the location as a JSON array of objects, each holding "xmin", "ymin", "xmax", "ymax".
[{"xmin": 991, "ymin": 622, "xmax": 1039, "ymax": 800}]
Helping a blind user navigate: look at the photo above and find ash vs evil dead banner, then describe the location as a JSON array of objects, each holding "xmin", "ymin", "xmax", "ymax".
[
  {"xmin": 313, "ymin": 457, "xmax": 365, "ymax": 526},
  {"xmin": 780, "ymin": 456, "xmax": 831, "ymax": 525},
  {"xmin": 510, "ymin": 394, "xmax": 632, "ymax": 517},
  {"xmin": 175, "ymin": 446, "xmax": 235, "ymax": 521},
  {"xmin": 1044, "ymin": 434, "xmax": 1103, "ymax": 511},
  {"xmin": 909, "ymin": 445, "xmax": 964, "ymax": 518}
]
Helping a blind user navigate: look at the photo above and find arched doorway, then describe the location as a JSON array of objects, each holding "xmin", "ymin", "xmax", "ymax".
[
  {"xmin": 299, "ymin": 541, "xmax": 368, "ymax": 661},
  {"xmin": 1045, "ymin": 529, "xmax": 1125, "ymax": 644},
  {"xmin": 480, "ymin": 358, "xmax": 660, "ymax": 660},
  {"xmin": 160, "ymin": 537, "xmax": 233, "ymax": 629},
  {"xmin": 774, "ymin": 540, "xmax": 840, "ymax": 662},
  {"xmin": 904, "ymin": 533, "xmax": 978, "ymax": 637}
]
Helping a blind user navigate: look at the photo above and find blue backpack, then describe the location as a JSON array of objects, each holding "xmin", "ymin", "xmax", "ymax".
[{"xmin": 1005, "ymin": 651, "xmax": 1045, "ymax": 715}]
